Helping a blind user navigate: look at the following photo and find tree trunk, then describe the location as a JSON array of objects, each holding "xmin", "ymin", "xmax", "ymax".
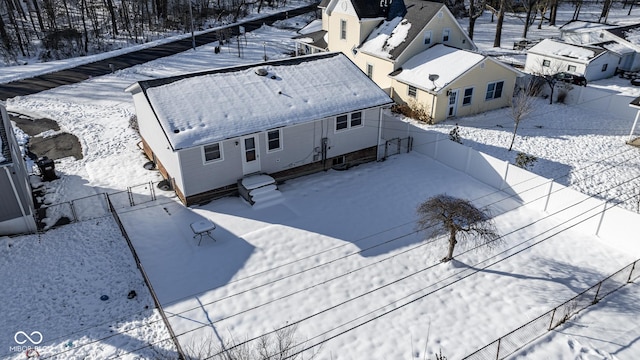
[
  {"xmin": 493, "ymin": 0, "xmax": 505, "ymax": 48},
  {"xmin": 509, "ymin": 120, "xmax": 520, "ymax": 151},
  {"xmin": 30, "ymin": 0, "xmax": 46, "ymax": 33},
  {"xmin": 523, "ymin": 0, "xmax": 535, "ymax": 38},
  {"xmin": 0, "ymin": 13, "xmax": 12, "ymax": 51},
  {"xmin": 549, "ymin": 0, "xmax": 557, "ymax": 25},
  {"xmin": 445, "ymin": 230, "xmax": 457, "ymax": 262},
  {"xmin": 81, "ymin": 0, "xmax": 89, "ymax": 53},
  {"xmin": 573, "ymin": 1, "xmax": 582, "ymax": 20},
  {"xmin": 599, "ymin": 0, "xmax": 612, "ymax": 22},
  {"xmin": 105, "ymin": 0, "xmax": 119, "ymax": 36}
]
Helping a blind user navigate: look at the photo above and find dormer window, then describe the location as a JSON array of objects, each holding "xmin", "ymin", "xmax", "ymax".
[{"xmin": 340, "ymin": 19, "xmax": 347, "ymax": 40}]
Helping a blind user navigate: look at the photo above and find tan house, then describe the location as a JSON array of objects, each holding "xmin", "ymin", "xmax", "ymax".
[
  {"xmin": 390, "ymin": 44, "xmax": 520, "ymax": 121},
  {"xmin": 295, "ymin": 0, "xmax": 521, "ymax": 123}
]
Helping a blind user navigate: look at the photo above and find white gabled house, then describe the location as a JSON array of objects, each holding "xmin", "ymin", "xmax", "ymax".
[
  {"xmin": 294, "ymin": 0, "xmax": 521, "ymax": 123},
  {"xmin": 0, "ymin": 103, "xmax": 37, "ymax": 235},
  {"xmin": 600, "ymin": 23, "xmax": 640, "ymax": 72},
  {"xmin": 524, "ymin": 39, "xmax": 620, "ymax": 81},
  {"xmin": 125, "ymin": 53, "xmax": 393, "ymax": 206}
]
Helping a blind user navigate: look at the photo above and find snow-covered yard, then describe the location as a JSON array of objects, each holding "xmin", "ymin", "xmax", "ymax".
[{"xmin": 2, "ymin": 1, "xmax": 640, "ymax": 359}]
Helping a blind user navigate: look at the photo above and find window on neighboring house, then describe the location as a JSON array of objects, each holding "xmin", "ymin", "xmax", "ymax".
[
  {"xmin": 203, "ymin": 143, "xmax": 222, "ymax": 162},
  {"xmin": 485, "ymin": 81, "xmax": 504, "ymax": 100},
  {"xmin": 602, "ymin": 63, "xmax": 608, "ymax": 72},
  {"xmin": 568, "ymin": 65, "xmax": 577, "ymax": 72},
  {"xmin": 340, "ymin": 19, "xmax": 347, "ymax": 40},
  {"xmin": 442, "ymin": 28, "xmax": 450, "ymax": 42},
  {"xmin": 542, "ymin": 59, "xmax": 550, "ymax": 67},
  {"xmin": 408, "ymin": 85, "xmax": 417, "ymax": 98},
  {"xmin": 366, "ymin": 64, "xmax": 374, "ymax": 79},
  {"xmin": 335, "ymin": 112, "xmax": 364, "ymax": 131},
  {"xmin": 462, "ymin": 87, "xmax": 473, "ymax": 106},
  {"xmin": 423, "ymin": 31, "xmax": 432, "ymax": 45},
  {"xmin": 266, "ymin": 129, "xmax": 282, "ymax": 152}
]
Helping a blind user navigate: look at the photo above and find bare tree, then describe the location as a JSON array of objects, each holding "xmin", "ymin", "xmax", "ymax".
[
  {"xmin": 467, "ymin": 0, "xmax": 486, "ymax": 40},
  {"xmin": 493, "ymin": 0, "xmax": 506, "ymax": 47},
  {"xmin": 416, "ymin": 194, "xmax": 500, "ymax": 262},
  {"xmin": 190, "ymin": 325, "xmax": 323, "ymax": 360},
  {"xmin": 508, "ymin": 81, "xmax": 538, "ymax": 151}
]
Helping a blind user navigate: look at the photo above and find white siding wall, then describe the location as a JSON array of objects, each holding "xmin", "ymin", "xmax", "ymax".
[{"xmin": 133, "ymin": 92, "xmax": 184, "ymax": 192}]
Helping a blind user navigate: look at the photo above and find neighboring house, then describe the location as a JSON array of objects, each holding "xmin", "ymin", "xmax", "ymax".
[
  {"xmin": 0, "ymin": 103, "xmax": 37, "ymax": 235},
  {"xmin": 601, "ymin": 23, "xmax": 640, "ymax": 72},
  {"xmin": 390, "ymin": 44, "xmax": 521, "ymax": 121},
  {"xmin": 294, "ymin": 0, "xmax": 519, "ymax": 123},
  {"xmin": 125, "ymin": 53, "xmax": 393, "ymax": 206},
  {"xmin": 524, "ymin": 39, "xmax": 619, "ymax": 81},
  {"xmin": 559, "ymin": 20, "xmax": 615, "ymax": 45},
  {"xmin": 560, "ymin": 21, "xmax": 640, "ymax": 72}
]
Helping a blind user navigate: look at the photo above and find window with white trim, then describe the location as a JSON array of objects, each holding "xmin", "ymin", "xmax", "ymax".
[
  {"xmin": 462, "ymin": 87, "xmax": 473, "ymax": 106},
  {"xmin": 442, "ymin": 28, "xmax": 450, "ymax": 42},
  {"xmin": 335, "ymin": 112, "xmax": 363, "ymax": 131},
  {"xmin": 203, "ymin": 143, "xmax": 222, "ymax": 163},
  {"xmin": 408, "ymin": 85, "xmax": 417, "ymax": 98},
  {"xmin": 340, "ymin": 19, "xmax": 347, "ymax": 40},
  {"xmin": 423, "ymin": 30, "xmax": 432, "ymax": 45},
  {"xmin": 266, "ymin": 129, "xmax": 282, "ymax": 152},
  {"xmin": 567, "ymin": 64, "xmax": 577, "ymax": 72},
  {"xmin": 542, "ymin": 59, "xmax": 550, "ymax": 67},
  {"xmin": 485, "ymin": 81, "xmax": 504, "ymax": 100}
]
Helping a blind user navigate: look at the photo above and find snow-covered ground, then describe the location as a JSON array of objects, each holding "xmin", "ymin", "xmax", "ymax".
[{"xmin": 2, "ymin": 2, "xmax": 640, "ymax": 360}]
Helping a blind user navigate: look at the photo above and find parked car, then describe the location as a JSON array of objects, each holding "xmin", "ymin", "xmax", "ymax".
[{"xmin": 554, "ymin": 72, "xmax": 587, "ymax": 86}]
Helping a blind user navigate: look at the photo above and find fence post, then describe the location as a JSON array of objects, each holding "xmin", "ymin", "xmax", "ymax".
[
  {"xmin": 628, "ymin": 261, "xmax": 637, "ymax": 283},
  {"xmin": 150, "ymin": 181, "xmax": 156, "ymax": 202},
  {"xmin": 397, "ymin": 137, "xmax": 401, "ymax": 155},
  {"xmin": 595, "ymin": 200, "xmax": 608, "ymax": 237},
  {"xmin": 543, "ymin": 181, "xmax": 554, "ymax": 212},
  {"xmin": 500, "ymin": 162, "xmax": 510, "ymax": 191},
  {"xmin": 433, "ymin": 133, "xmax": 440, "ymax": 160},
  {"xmin": 69, "ymin": 201, "xmax": 79, "ymax": 222},
  {"xmin": 593, "ymin": 282, "xmax": 602, "ymax": 304},
  {"xmin": 128, "ymin": 187, "xmax": 134, "ymax": 207},
  {"xmin": 495, "ymin": 338, "xmax": 501, "ymax": 360},
  {"xmin": 548, "ymin": 308, "xmax": 556, "ymax": 330}
]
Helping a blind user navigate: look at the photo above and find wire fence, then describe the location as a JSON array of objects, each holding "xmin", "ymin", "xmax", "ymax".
[
  {"xmin": 463, "ymin": 260, "xmax": 640, "ymax": 360},
  {"xmin": 106, "ymin": 194, "xmax": 186, "ymax": 359},
  {"xmin": 36, "ymin": 180, "xmax": 173, "ymax": 229}
]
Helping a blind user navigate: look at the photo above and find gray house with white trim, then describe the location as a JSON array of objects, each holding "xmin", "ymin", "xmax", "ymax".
[
  {"xmin": 126, "ymin": 53, "xmax": 393, "ymax": 206},
  {"xmin": 0, "ymin": 103, "xmax": 37, "ymax": 235}
]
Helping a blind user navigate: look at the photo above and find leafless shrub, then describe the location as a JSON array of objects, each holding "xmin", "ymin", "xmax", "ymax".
[{"xmin": 392, "ymin": 99, "xmax": 433, "ymax": 124}]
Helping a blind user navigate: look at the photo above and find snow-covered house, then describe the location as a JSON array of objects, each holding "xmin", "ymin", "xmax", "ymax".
[
  {"xmin": 125, "ymin": 53, "xmax": 393, "ymax": 206},
  {"xmin": 0, "ymin": 103, "xmax": 37, "ymax": 235},
  {"xmin": 559, "ymin": 21, "xmax": 640, "ymax": 73},
  {"xmin": 524, "ymin": 39, "xmax": 619, "ymax": 81},
  {"xmin": 294, "ymin": 0, "xmax": 520, "ymax": 123},
  {"xmin": 390, "ymin": 44, "xmax": 521, "ymax": 121},
  {"xmin": 600, "ymin": 23, "xmax": 640, "ymax": 72}
]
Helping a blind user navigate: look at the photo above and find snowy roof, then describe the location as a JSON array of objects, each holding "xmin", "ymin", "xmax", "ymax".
[
  {"xmin": 293, "ymin": 28, "xmax": 328, "ymax": 50},
  {"xmin": 527, "ymin": 39, "xmax": 605, "ymax": 63},
  {"xmin": 606, "ymin": 23, "xmax": 640, "ymax": 45},
  {"xmin": 631, "ymin": 96, "xmax": 640, "ymax": 109},
  {"xmin": 358, "ymin": 0, "xmax": 446, "ymax": 60},
  {"xmin": 298, "ymin": 19, "xmax": 322, "ymax": 35},
  {"xmin": 130, "ymin": 53, "xmax": 392, "ymax": 150},
  {"xmin": 599, "ymin": 41, "xmax": 634, "ymax": 55},
  {"xmin": 390, "ymin": 44, "xmax": 486, "ymax": 93},
  {"xmin": 559, "ymin": 20, "xmax": 614, "ymax": 33}
]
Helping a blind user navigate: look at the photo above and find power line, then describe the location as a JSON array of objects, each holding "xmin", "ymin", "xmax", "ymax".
[{"xmin": 32, "ymin": 146, "xmax": 638, "ymax": 360}]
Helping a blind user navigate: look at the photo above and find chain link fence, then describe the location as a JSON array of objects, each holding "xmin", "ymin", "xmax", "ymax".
[
  {"xmin": 36, "ymin": 180, "xmax": 172, "ymax": 229},
  {"xmin": 463, "ymin": 260, "xmax": 639, "ymax": 360}
]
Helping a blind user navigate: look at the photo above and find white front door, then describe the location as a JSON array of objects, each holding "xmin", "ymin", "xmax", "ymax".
[
  {"xmin": 448, "ymin": 89, "xmax": 459, "ymax": 117},
  {"xmin": 241, "ymin": 134, "xmax": 261, "ymax": 175}
]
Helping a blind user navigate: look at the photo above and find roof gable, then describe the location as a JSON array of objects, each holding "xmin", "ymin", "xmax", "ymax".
[
  {"xmin": 390, "ymin": 44, "xmax": 486, "ymax": 92},
  {"xmin": 358, "ymin": 1, "xmax": 460, "ymax": 60},
  {"xmin": 131, "ymin": 53, "xmax": 393, "ymax": 150},
  {"xmin": 527, "ymin": 39, "xmax": 606, "ymax": 63}
]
